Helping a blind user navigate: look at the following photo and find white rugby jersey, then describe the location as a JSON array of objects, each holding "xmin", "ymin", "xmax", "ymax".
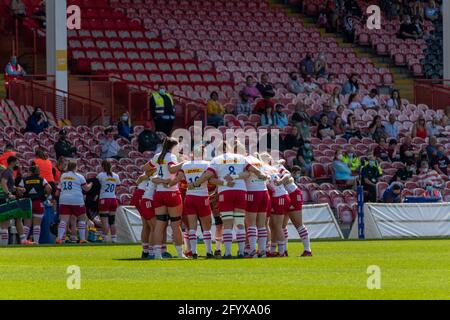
[
  {"xmin": 59, "ymin": 172, "xmax": 87, "ymax": 206},
  {"xmin": 262, "ymin": 165, "xmax": 288, "ymax": 197},
  {"xmin": 97, "ymin": 172, "xmax": 121, "ymax": 200},
  {"xmin": 148, "ymin": 152, "xmax": 179, "ymax": 192},
  {"xmin": 245, "ymin": 155, "xmax": 267, "ymax": 192},
  {"xmin": 208, "ymin": 153, "xmax": 249, "ymax": 192},
  {"xmin": 143, "ymin": 178, "xmax": 156, "ymax": 200},
  {"xmin": 137, "ymin": 178, "xmax": 148, "ymax": 191},
  {"xmin": 277, "ymin": 164, "xmax": 299, "ymax": 194},
  {"xmin": 181, "ymin": 160, "xmax": 210, "ymax": 197}
]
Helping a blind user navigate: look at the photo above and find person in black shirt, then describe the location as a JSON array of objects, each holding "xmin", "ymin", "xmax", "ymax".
[
  {"xmin": 398, "ymin": 15, "xmax": 421, "ymax": 39},
  {"xmin": 382, "ymin": 183, "xmax": 403, "ymax": 203},
  {"xmin": 431, "ymin": 146, "xmax": 450, "ymax": 175},
  {"xmin": 317, "ymin": 114, "xmax": 336, "ymax": 140},
  {"xmin": 54, "ymin": 129, "xmax": 77, "ymax": 159},
  {"xmin": 138, "ymin": 121, "xmax": 162, "ymax": 153},
  {"xmin": 256, "ymin": 73, "xmax": 275, "ymax": 99},
  {"xmin": 389, "ymin": 160, "xmax": 415, "ymax": 184},
  {"xmin": 361, "ymin": 155, "xmax": 382, "ymax": 202}
]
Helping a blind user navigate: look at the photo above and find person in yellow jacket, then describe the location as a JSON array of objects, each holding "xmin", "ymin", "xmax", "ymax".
[
  {"xmin": 149, "ymin": 84, "xmax": 175, "ymax": 135},
  {"xmin": 206, "ymin": 91, "xmax": 225, "ymax": 127},
  {"xmin": 342, "ymin": 146, "xmax": 361, "ymax": 174}
]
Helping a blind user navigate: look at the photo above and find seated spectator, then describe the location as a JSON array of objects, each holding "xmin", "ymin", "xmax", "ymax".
[
  {"xmin": 361, "ymin": 154, "xmax": 382, "ymax": 202},
  {"xmin": 9, "ymin": 0, "xmax": 26, "ymax": 17},
  {"xmin": 388, "ymin": 139, "xmax": 401, "ymax": 162},
  {"xmin": 283, "ymin": 127, "xmax": 302, "ymax": 151},
  {"xmin": 412, "ymin": 116, "xmax": 428, "ymax": 139},
  {"xmin": 254, "ymin": 96, "xmax": 275, "ymax": 115},
  {"xmin": 333, "ymin": 150, "xmax": 356, "ymax": 188},
  {"xmin": 348, "ymin": 93, "xmax": 362, "ymax": 111},
  {"xmin": 299, "ymin": 53, "xmax": 315, "ymax": 78},
  {"xmin": 323, "ymin": 73, "xmax": 338, "ymax": 94},
  {"xmin": 317, "ymin": 114, "xmax": 336, "ymax": 140},
  {"xmin": 390, "ymin": 160, "xmax": 415, "ymax": 184},
  {"xmin": 332, "ymin": 116, "xmax": 345, "ymax": 137},
  {"xmin": 287, "ymin": 71, "xmax": 305, "ymax": 94},
  {"xmin": 427, "ymin": 118, "xmax": 443, "ymax": 137},
  {"xmin": 384, "ymin": 114, "xmax": 400, "ymax": 140},
  {"xmin": 426, "ymin": 136, "xmax": 438, "ymax": 159},
  {"xmin": 274, "ymin": 104, "xmax": 288, "ymax": 129},
  {"xmin": 260, "ymin": 105, "xmax": 277, "ymax": 127},
  {"xmin": 412, "ymin": 15, "xmax": 424, "ymax": 38},
  {"xmin": 291, "ymin": 166, "xmax": 303, "ymax": 183},
  {"xmin": 343, "ymin": 113, "xmax": 362, "ymax": 140},
  {"xmin": 54, "ymin": 129, "xmax": 77, "ymax": 160},
  {"xmin": 386, "ymin": 89, "xmax": 402, "ymax": 110},
  {"xmin": 361, "ymin": 89, "xmax": 380, "ymax": 110},
  {"xmin": 397, "ymin": 15, "xmax": 421, "ymax": 40},
  {"xmin": 342, "ymin": 146, "xmax": 361, "ymax": 173},
  {"xmin": 418, "ymin": 160, "xmax": 433, "ymax": 175},
  {"xmin": 336, "ymin": 105, "xmax": 346, "ymax": 121},
  {"xmin": 291, "ymin": 109, "xmax": 312, "ymax": 142},
  {"xmin": 424, "ymin": 0, "xmax": 440, "ymax": 21},
  {"xmin": 382, "ymin": 183, "xmax": 403, "ymax": 203},
  {"xmin": 256, "ymin": 73, "xmax": 275, "ymax": 99},
  {"xmin": 206, "ymin": 91, "xmax": 225, "ymax": 127},
  {"xmin": 341, "ymin": 74, "xmax": 359, "ymax": 95},
  {"xmin": 242, "ymin": 75, "xmax": 261, "ymax": 101},
  {"xmin": 368, "ymin": 115, "xmax": 387, "ymax": 141},
  {"xmin": 303, "ymin": 75, "xmax": 323, "ymax": 94},
  {"xmin": 293, "ymin": 141, "xmax": 314, "ymax": 176},
  {"xmin": 441, "ymin": 106, "xmax": 450, "ymax": 126},
  {"xmin": 235, "ymin": 91, "xmax": 253, "ymax": 116},
  {"xmin": 373, "ymin": 137, "xmax": 390, "ymax": 162},
  {"xmin": 315, "ymin": 53, "xmax": 327, "ymax": 78},
  {"xmin": 100, "ymin": 127, "xmax": 121, "ymax": 160},
  {"xmin": 329, "ymin": 86, "xmax": 343, "ymax": 108},
  {"xmin": 138, "ymin": 121, "xmax": 162, "ymax": 153},
  {"xmin": 400, "ymin": 135, "xmax": 416, "ymax": 163},
  {"xmin": 431, "ymin": 146, "xmax": 450, "ymax": 176},
  {"xmin": 0, "ymin": 144, "xmax": 16, "ymax": 168},
  {"xmin": 117, "ymin": 112, "xmax": 133, "ymax": 141},
  {"xmin": 4, "ymin": 55, "xmax": 26, "ymax": 97},
  {"xmin": 424, "ymin": 181, "xmax": 442, "ymax": 200},
  {"xmin": 312, "ymin": 104, "xmax": 337, "ymax": 126},
  {"xmin": 25, "ymin": 107, "xmax": 49, "ymax": 134}
]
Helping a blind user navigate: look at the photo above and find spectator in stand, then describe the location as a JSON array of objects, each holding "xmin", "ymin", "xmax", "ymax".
[
  {"xmin": 397, "ymin": 15, "xmax": 422, "ymax": 40},
  {"xmin": 431, "ymin": 145, "xmax": 450, "ymax": 175},
  {"xmin": 336, "ymin": 104, "xmax": 346, "ymax": 121},
  {"xmin": 411, "ymin": 116, "xmax": 428, "ymax": 139},
  {"xmin": 315, "ymin": 53, "xmax": 328, "ymax": 78},
  {"xmin": 9, "ymin": 0, "xmax": 27, "ymax": 17},
  {"xmin": 0, "ymin": 144, "xmax": 16, "ymax": 168},
  {"xmin": 206, "ymin": 91, "xmax": 225, "ymax": 127},
  {"xmin": 4, "ymin": 55, "xmax": 26, "ymax": 98},
  {"xmin": 341, "ymin": 74, "xmax": 359, "ymax": 95},
  {"xmin": 348, "ymin": 93, "xmax": 362, "ymax": 111},
  {"xmin": 441, "ymin": 106, "xmax": 450, "ymax": 126},
  {"xmin": 287, "ymin": 71, "xmax": 304, "ymax": 94},
  {"xmin": 427, "ymin": 118, "xmax": 443, "ymax": 137},
  {"xmin": 390, "ymin": 160, "xmax": 415, "ymax": 184},
  {"xmin": 235, "ymin": 91, "xmax": 252, "ymax": 116},
  {"xmin": 384, "ymin": 114, "xmax": 400, "ymax": 140},
  {"xmin": 317, "ymin": 114, "xmax": 336, "ymax": 140},
  {"xmin": 33, "ymin": 149, "xmax": 55, "ymax": 191},
  {"xmin": 299, "ymin": 53, "xmax": 315, "ymax": 78},
  {"xmin": 361, "ymin": 89, "xmax": 380, "ymax": 110},
  {"xmin": 423, "ymin": 181, "xmax": 442, "ymax": 201},
  {"xmin": 386, "ymin": 90, "xmax": 403, "ymax": 110},
  {"xmin": 329, "ymin": 86, "xmax": 343, "ymax": 108},
  {"xmin": 138, "ymin": 121, "xmax": 162, "ymax": 153},
  {"xmin": 274, "ymin": 104, "xmax": 288, "ymax": 129},
  {"xmin": 323, "ymin": 74, "xmax": 338, "ymax": 94},
  {"xmin": 260, "ymin": 105, "xmax": 277, "ymax": 127},
  {"xmin": 117, "ymin": 112, "xmax": 133, "ymax": 141},
  {"xmin": 290, "ymin": 166, "xmax": 303, "ymax": 183},
  {"xmin": 343, "ymin": 113, "xmax": 362, "ymax": 140},
  {"xmin": 256, "ymin": 73, "xmax": 275, "ymax": 99},
  {"xmin": 333, "ymin": 150, "xmax": 356, "ymax": 189},
  {"xmin": 150, "ymin": 83, "xmax": 176, "ymax": 136},
  {"xmin": 342, "ymin": 145, "xmax": 361, "ymax": 173},
  {"xmin": 368, "ymin": 115, "xmax": 387, "ymax": 141},
  {"xmin": 253, "ymin": 96, "xmax": 275, "ymax": 115},
  {"xmin": 54, "ymin": 129, "xmax": 77, "ymax": 160},
  {"xmin": 412, "ymin": 15, "xmax": 424, "ymax": 38},
  {"xmin": 294, "ymin": 141, "xmax": 314, "ymax": 176},
  {"xmin": 100, "ymin": 127, "xmax": 121, "ymax": 160},
  {"xmin": 388, "ymin": 139, "xmax": 401, "ymax": 162},
  {"xmin": 361, "ymin": 154, "xmax": 382, "ymax": 202},
  {"xmin": 242, "ymin": 75, "xmax": 261, "ymax": 101},
  {"xmin": 373, "ymin": 137, "xmax": 390, "ymax": 162},
  {"xmin": 312, "ymin": 104, "xmax": 338, "ymax": 126},
  {"xmin": 25, "ymin": 107, "xmax": 49, "ymax": 134},
  {"xmin": 382, "ymin": 183, "xmax": 403, "ymax": 203},
  {"xmin": 332, "ymin": 116, "xmax": 345, "ymax": 137},
  {"xmin": 291, "ymin": 109, "xmax": 312, "ymax": 142},
  {"xmin": 426, "ymin": 136, "xmax": 438, "ymax": 159},
  {"xmin": 400, "ymin": 135, "xmax": 416, "ymax": 163},
  {"xmin": 282, "ymin": 127, "xmax": 302, "ymax": 151},
  {"xmin": 424, "ymin": 0, "xmax": 440, "ymax": 21},
  {"xmin": 303, "ymin": 75, "xmax": 323, "ymax": 94}
]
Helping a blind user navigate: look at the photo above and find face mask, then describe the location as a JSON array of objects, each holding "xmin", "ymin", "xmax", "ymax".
[
  {"xmin": 408, "ymin": 166, "xmax": 415, "ymax": 172},
  {"xmin": 422, "ymin": 168, "xmax": 429, "ymax": 173},
  {"xmin": 348, "ymin": 153, "xmax": 354, "ymax": 158},
  {"xmin": 121, "ymin": 116, "xmax": 128, "ymax": 122},
  {"xmin": 337, "ymin": 155, "xmax": 343, "ymax": 161},
  {"xmin": 304, "ymin": 143, "xmax": 311, "ymax": 148},
  {"xmin": 159, "ymin": 89, "xmax": 166, "ymax": 95},
  {"xmin": 369, "ymin": 160, "xmax": 376, "ymax": 167},
  {"xmin": 426, "ymin": 186, "xmax": 433, "ymax": 193}
]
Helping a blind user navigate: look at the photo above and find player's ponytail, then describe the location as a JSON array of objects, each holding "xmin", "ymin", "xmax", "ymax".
[
  {"xmin": 102, "ymin": 160, "xmax": 113, "ymax": 177},
  {"xmin": 158, "ymin": 137, "xmax": 178, "ymax": 164}
]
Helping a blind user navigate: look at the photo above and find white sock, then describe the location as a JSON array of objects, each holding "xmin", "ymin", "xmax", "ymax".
[
  {"xmin": 22, "ymin": 226, "xmax": 30, "ymax": 241},
  {"xmin": 270, "ymin": 242, "xmax": 277, "ymax": 254},
  {"xmin": 33, "ymin": 226, "xmax": 41, "ymax": 244},
  {"xmin": 236, "ymin": 228, "xmax": 246, "ymax": 255},
  {"xmin": 278, "ymin": 240, "xmax": 286, "ymax": 255},
  {"xmin": 203, "ymin": 230, "xmax": 212, "ymax": 254},
  {"xmin": 298, "ymin": 225, "xmax": 311, "ymax": 252},
  {"xmin": 257, "ymin": 227, "xmax": 268, "ymax": 254},
  {"xmin": 111, "ymin": 235, "xmax": 117, "ymax": 243},
  {"xmin": 247, "ymin": 226, "xmax": 258, "ymax": 252},
  {"xmin": 78, "ymin": 221, "xmax": 86, "ymax": 241},
  {"xmin": 142, "ymin": 242, "xmax": 149, "ymax": 253},
  {"xmin": 175, "ymin": 245, "xmax": 183, "ymax": 257},
  {"xmin": 188, "ymin": 229, "xmax": 197, "ymax": 254},
  {"xmin": 103, "ymin": 232, "xmax": 109, "ymax": 242},
  {"xmin": 183, "ymin": 230, "xmax": 191, "ymax": 252},
  {"xmin": 215, "ymin": 236, "xmax": 222, "ymax": 251},
  {"xmin": 0, "ymin": 228, "xmax": 8, "ymax": 245},
  {"xmin": 148, "ymin": 245, "xmax": 154, "ymax": 256},
  {"xmin": 57, "ymin": 221, "xmax": 66, "ymax": 241},
  {"xmin": 154, "ymin": 245, "xmax": 162, "ymax": 258},
  {"xmin": 283, "ymin": 227, "xmax": 289, "ymax": 252},
  {"xmin": 223, "ymin": 229, "xmax": 233, "ymax": 256}
]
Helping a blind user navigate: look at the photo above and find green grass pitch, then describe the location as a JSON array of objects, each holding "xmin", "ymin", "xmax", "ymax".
[{"xmin": 0, "ymin": 239, "xmax": 449, "ymax": 300}]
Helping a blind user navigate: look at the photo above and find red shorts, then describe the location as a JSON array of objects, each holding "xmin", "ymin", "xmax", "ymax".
[
  {"xmin": 32, "ymin": 200, "xmax": 45, "ymax": 215},
  {"xmin": 246, "ymin": 190, "xmax": 270, "ymax": 213},
  {"xmin": 60, "ymin": 204, "xmax": 86, "ymax": 217},
  {"xmin": 218, "ymin": 190, "xmax": 247, "ymax": 213},
  {"xmin": 271, "ymin": 194, "xmax": 291, "ymax": 215},
  {"xmin": 130, "ymin": 189, "xmax": 144, "ymax": 207},
  {"xmin": 99, "ymin": 198, "xmax": 119, "ymax": 212},
  {"xmin": 153, "ymin": 191, "xmax": 182, "ymax": 208},
  {"xmin": 289, "ymin": 188, "xmax": 304, "ymax": 211},
  {"xmin": 140, "ymin": 198, "xmax": 155, "ymax": 220},
  {"xmin": 184, "ymin": 195, "xmax": 212, "ymax": 217}
]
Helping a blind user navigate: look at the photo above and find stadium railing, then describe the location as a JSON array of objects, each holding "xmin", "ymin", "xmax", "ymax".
[{"xmin": 414, "ymin": 79, "xmax": 450, "ymax": 110}]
